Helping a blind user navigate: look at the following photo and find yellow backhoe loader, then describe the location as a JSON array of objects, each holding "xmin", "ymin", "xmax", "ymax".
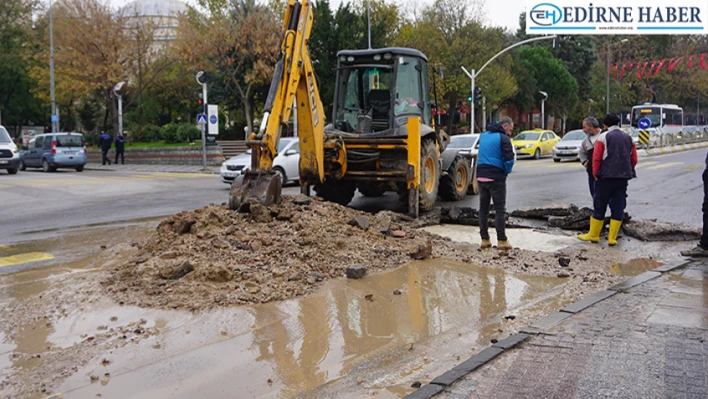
[{"xmin": 229, "ymin": 0, "xmax": 476, "ymax": 217}]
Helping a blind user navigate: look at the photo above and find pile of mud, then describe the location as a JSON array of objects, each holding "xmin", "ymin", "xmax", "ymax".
[{"xmin": 101, "ymin": 196, "xmax": 451, "ymax": 310}]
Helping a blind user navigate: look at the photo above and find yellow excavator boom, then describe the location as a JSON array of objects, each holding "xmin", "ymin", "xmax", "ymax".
[{"xmin": 230, "ymin": 0, "xmax": 326, "ymax": 210}]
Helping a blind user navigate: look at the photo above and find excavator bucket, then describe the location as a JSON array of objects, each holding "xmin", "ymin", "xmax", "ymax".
[{"xmin": 228, "ymin": 171, "xmax": 282, "ymax": 211}]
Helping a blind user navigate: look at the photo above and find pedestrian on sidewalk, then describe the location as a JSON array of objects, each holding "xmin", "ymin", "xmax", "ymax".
[
  {"xmin": 476, "ymin": 116, "xmax": 516, "ymax": 250},
  {"xmin": 114, "ymin": 133, "xmax": 125, "ymax": 165},
  {"xmin": 578, "ymin": 114, "xmax": 637, "ymax": 246},
  {"xmin": 681, "ymin": 151, "xmax": 708, "ymax": 256},
  {"xmin": 99, "ymin": 131, "xmax": 112, "ymax": 165},
  {"xmin": 579, "ymin": 116, "xmax": 601, "ymax": 198}
]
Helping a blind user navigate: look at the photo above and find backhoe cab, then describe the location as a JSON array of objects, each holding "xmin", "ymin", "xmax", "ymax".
[
  {"xmin": 229, "ymin": 0, "xmax": 471, "ymax": 217},
  {"xmin": 321, "ymin": 48, "xmax": 448, "ymax": 214}
]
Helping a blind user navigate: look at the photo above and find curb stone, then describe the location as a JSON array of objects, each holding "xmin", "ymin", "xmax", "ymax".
[
  {"xmin": 636, "ymin": 141, "xmax": 708, "ymax": 157},
  {"xmin": 403, "ymin": 384, "xmax": 444, "ymax": 399},
  {"xmin": 652, "ymin": 260, "xmax": 692, "ymax": 273},
  {"xmin": 608, "ymin": 271, "xmax": 661, "ymax": 291},
  {"xmin": 403, "ymin": 260, "xmax": 679, "ymax": 399}
]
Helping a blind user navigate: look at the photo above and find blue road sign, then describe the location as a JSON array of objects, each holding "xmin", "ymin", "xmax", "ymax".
[
  {"xmin": 51, "ymin": 114, "xmax": 58, "ymax": 123},
  {"xmin": 209, "ymin": 115, "xmax": 217, "ymax": 124},
  {"xmin": 197, "ymin": 113, "xmax": 207, "ymax": 124},
  {"xmin": 638, "ymin": 117, "xmax": 651, "ymax": 130}
]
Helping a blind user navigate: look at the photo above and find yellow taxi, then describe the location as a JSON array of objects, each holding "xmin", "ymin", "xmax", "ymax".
[{"xmin": 511, "ymin": 129, "xmax": 560, "ymax": 159}]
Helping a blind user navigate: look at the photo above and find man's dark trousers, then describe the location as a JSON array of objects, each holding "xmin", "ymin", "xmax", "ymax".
[
  {"xmin": 478, "ymin": 180, "xmax": 507, "ymax": 241},
  {"xmin": 593, "ymin": 178, "xmax": 627, "ymax": 221},
  {"xmin": 588, "ymin": 174, "xmax": 596, "ymax": 198},
  {"xmin": 701, "ymin": 169, "xmax": 708, "ymax": 248}
]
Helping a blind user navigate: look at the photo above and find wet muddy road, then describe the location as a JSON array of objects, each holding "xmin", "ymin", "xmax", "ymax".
[{"xmin": 0, "ymin": 218, "xmax": 692, "ymax": 399}]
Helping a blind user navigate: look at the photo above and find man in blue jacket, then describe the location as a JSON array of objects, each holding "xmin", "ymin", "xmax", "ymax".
[
  {"xmin": 476, "ymin": 116, "xmax": 515, "ymax": 250},
  {"xmin": 114, "ymin": 133, "xmax": 125, "ymax": 165},
  {"xmin": 99, "ymin": 130, "xmax": 112, "ymax": 165}
]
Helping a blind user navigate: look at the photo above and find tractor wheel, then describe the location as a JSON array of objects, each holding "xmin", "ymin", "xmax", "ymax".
[
  {"xmin": 398, "ymin": 138, "xmax": 441, "ymax": 213},
  {"xmin": 314, "ymin": 181, "xmax": 357, "ymax": 206},
  {"xmin": 467, "ymin": 157, "xmax": 479, "ymax": 195},
  {"xmin": 418, "ymin": 139, "xmax": 440, "ymax": 211},
  {"xmin": 357, "ymin": 182, "xmax": 387, "ymax": 197},
  {"xmin": 439, "ymin": 156, "xmax": 470, "ymax": 201}
]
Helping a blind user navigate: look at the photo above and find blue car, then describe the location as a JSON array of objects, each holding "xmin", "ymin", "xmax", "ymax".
[{"xmin": 20, "ymin": 133, "xmax": 87, "ymax": 172}]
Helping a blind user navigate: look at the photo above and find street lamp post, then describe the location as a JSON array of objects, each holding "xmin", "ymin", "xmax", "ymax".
[
  {"xmin": 462, "ymin": 35, "xmax": 557, "ymax": 133},
  {"xmin": 49, "ymin": 0, "xmax": 57, "ymax": 133},
  {"xmin": 539, "ymin": 91, "xmax": 548, "ymax": 129},
  {"xmin": 606, "ymin": 39, "xmax": 628, "ymax": 115},
  {"xmin": 114, "ymin": 82, "xmax": 126, "ymax": 137}
]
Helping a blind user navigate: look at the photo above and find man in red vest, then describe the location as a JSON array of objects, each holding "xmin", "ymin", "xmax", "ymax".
[{"xmin": 578, "ymin": 114, "xmax": 637, "ymax": 246}]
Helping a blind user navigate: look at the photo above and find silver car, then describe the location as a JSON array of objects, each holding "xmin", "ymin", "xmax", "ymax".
[
  {"xmin": 220, "ymin": 137, "xmax": 300, "ymax": 185},
  {"xmin": 552, "ymin": 129, "xmax": 585, "ymax": 162},
  {"xmin": 448, "ymin": 133, "xmax": 480, "ymax": 157}
]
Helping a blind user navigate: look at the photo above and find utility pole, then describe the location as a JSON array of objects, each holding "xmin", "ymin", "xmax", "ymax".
[
  {"xmin": 196, "ymin": 71, "xmax": 208, "ymax": 168},
  {"xmin": 366, "ymin": 0, "xmax": 372, "ymax": 49},
  {"xmin": 482, "ymin": 96, "xmax": 486, "ymax": 129},
  {"xmin": 49, "ymin": 0, "xmax": 57, "ymax": 133},
  {"xmin": 462, "ymin": 35, "xmax": 557, "ymax": 133}
]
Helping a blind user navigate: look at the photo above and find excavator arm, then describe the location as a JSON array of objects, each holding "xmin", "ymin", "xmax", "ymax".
[{"xmin": 229, "ymin": 0, "xmax": 326, "ymax": 210}]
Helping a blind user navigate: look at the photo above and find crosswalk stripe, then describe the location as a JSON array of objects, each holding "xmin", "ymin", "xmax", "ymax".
[
  {"xmin": 635, "ymin": 161, "xmax": 659, "ymax": 168},
  {"xmin": 647, "ymin": 162, "xmax": 684, "ymax": 170},
  {"xmin": 681, "ymin": 164, "xmax": 704, "ymax": 171},
  {"xmin": 547, "ymin": 163, "xmax": 578, "ymax": 168},
  {"xmin": 0, "ymin": 252, "xmax": 54, "ymax": 267}
]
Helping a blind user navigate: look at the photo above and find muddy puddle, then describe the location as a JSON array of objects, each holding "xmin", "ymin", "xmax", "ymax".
[
  {"xmin": 0, "ymin": 220, "xmax": 154, "ymax": 277},
  {"xmin": 422, "ymin": 225, "xmax": 577, "ymax": 252},
  {"xmin": 0, "ymin": 258, "xmax": 567, "ymax": 399},
  {"xmin": 609, "ymin": 258, "xmax": 663, "ymax": 276}
]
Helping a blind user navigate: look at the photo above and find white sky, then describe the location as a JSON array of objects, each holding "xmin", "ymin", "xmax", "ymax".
[{"xmin": 105, "ymin": 0, "xmax": 524, "ymax": 32}]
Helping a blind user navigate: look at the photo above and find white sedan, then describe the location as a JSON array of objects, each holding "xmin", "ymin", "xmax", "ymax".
[
  {"xmin": 220, "ymin": 137, "xmax": 300, "ymax": 185},
  {"xmin": 448, "ymin": 133, "xmax": 480, "ymax": 156}
]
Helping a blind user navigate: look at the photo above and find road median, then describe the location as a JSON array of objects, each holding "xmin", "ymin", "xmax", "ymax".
[{"xmin": 637, "ymin": 141, "xmax": 708, "ymax": 157}]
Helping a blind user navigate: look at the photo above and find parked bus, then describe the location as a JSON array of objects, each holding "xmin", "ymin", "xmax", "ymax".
[{"xmin": 630, "ymin": 103, "xmax": 683, "ymax": 134}]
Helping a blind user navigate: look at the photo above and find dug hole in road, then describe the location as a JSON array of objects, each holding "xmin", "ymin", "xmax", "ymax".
[{"xmin": 0, "ymin": 196, "xmax": 694, "ymax": 399}]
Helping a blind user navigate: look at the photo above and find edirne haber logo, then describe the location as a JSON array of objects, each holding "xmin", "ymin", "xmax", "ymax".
[{"xmin": 526, "ymin": 1, "xmax": 708, "ymax": 34}]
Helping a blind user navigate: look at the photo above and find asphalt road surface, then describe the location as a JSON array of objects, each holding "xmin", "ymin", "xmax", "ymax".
[
  {"xmin": 1, "ymin": 148, "xmax": 705, "ymax": 246},
  {"xmin": 349, "ymin": 148, "xmax": 707, "ymax": 228}
]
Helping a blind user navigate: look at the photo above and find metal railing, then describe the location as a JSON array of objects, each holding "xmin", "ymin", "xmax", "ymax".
[{"xmin": 626, "ymin": 126, "xmax": 708, "ymax": 149}]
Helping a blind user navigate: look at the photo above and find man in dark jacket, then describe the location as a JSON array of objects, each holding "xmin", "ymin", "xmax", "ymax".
[
  {"xmin": 99, "ymin": 131, "xmax": 112, "ymax": 165},
  {"xmin": 579, "ymin": 116, "xmax": 601, "ymax": 198},
  {"xmin": 476, "ymin": 116, "xmax": 515, "ymax": 250},
  {"xmin": 681, "ymin": 151, "xmax": 708, "ymax": 256},
  {"xmin": 578, "ymin": 114, "xmax": 637, "ymax": 246},
  {"xmin": 114, "ymin": 133, "xmax": 125, "ymax": 165}
]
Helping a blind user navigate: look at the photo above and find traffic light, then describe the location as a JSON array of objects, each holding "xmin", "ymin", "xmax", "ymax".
[
  {"xmin": 468, "ymin": 91, "xmax": 473, "ymax": 102},
  {"xmin": 198, "ymin": 94, "xmax": 204, "ymax": 113},
  {"xmin": 473, "ymin": 87, "xmax": 482, "ymax": 108}
]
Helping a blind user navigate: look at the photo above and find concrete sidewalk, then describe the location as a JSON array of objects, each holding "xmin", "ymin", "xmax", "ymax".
[
  {"xmin": 84, "ymin": 162, "xmax": 220, "ymax": 174},
  {"xmin": 408, "ymin": 260, "xmax": 708, "ymax": 399}
]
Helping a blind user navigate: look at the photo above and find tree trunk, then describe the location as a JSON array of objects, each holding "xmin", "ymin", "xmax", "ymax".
[{"xmin": 102, "ymin": 91, "xmax": 111, "ymax": 132}]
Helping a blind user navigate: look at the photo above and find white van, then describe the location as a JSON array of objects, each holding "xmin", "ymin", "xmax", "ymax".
[{"xmin": 0, "ymin": 125, "xmax": 20, "ymax": 174}]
